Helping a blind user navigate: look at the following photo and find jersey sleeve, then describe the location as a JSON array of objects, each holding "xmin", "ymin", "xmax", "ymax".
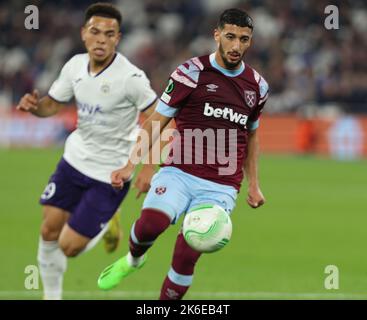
[
  {"xmin": 156, "ymin": 57, "xmax": 203, "ymax": 118},
  {"xmin": 247, "ymin": 75, "xmax": 269, "ymax": 131},
  {"xmin": 48, "ymin": 57, "xmax": 75, "ymax": 103},
  {"xmin": 125, "ymin": 71, "xmax": 157, "ymax": 111}
]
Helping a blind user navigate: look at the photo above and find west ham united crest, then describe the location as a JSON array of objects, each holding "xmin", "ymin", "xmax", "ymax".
[
  {"xmin": 244, "ymin": 90, "xmax": 257, "ymax": 108},
  {"xmin": 155, "ymin": 186, "xmax": 166, "ymax": 195}
]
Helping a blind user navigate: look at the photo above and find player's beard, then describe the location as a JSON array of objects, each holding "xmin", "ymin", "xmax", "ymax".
[{"xmin": 219, "ymin": 42, "xmax": 244, "ymax": 69}]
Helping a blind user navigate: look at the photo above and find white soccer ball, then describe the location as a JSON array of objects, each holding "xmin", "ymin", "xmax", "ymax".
[{"xmin": 183, "ymin": 204, "xmax": 232, "ymax": 253}]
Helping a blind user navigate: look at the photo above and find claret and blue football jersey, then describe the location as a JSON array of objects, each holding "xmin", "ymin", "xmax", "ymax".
[{"xmin": 156, "ymin": 53, "xmax": 269, "ymax": 190}]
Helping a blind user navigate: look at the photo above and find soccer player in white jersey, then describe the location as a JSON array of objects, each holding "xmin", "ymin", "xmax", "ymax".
[{"xmin": 16, "ymin": 3, "xmax": 157, "ymax": 300}]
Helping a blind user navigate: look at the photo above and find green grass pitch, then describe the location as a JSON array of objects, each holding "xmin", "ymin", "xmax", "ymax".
[{"xmin": 0, "ymin": 148, "xmax": 366, "ymax": 299}]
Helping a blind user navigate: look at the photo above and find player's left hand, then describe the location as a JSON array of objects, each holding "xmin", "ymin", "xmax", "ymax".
[
  {"xmin": 247, "ymin": 186, "xmax": 265, "ymax": 208},
  {"xmin": 134, "ymin": 164, "xmax": 156, "ymax": 199}
]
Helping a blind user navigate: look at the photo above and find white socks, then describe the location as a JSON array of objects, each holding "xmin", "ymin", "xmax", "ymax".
[
  {"xmin": 37, "ymin": 238, "xmax": 67, "ymax": 300},
  {"xmin": 127, "ymin": 251, "xmax": 144, "ymax": 267},
  {"xmin": 37, "ymin": 225, "xmax": 109, "ymax": 299}
]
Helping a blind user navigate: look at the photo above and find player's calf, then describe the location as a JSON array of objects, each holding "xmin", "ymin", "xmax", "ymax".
[
  {"xmin": 37, "ymin": 207, "xmax": 69, "ymax": 300},
  {"xmin": 160, "ymin": 232, "xmax": 201, "ymax": 300},
  {"xmin": 41, "ymin": 223, "xmax": 62, "ymax": 242}
]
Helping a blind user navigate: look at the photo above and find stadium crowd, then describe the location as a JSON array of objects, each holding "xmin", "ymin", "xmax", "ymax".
[{"xmin": 0, "ymin": 0, "xmax": 366, "ymax": 113}]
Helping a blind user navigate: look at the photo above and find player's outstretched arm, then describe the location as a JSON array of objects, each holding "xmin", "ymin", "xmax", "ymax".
[
  {"xmin": 16, "ymin": 90, "xmax": 63, "ymax": 117},
  {"xmin": 133, "ymin": 103, "xmax": 175, "ymax": 198},
  {"xmin": 133, "ymin": 100, "xmax": 159, "ymax": 198},
  {"xmin": 243, "ymin": 129, "xmax": 266, "ymax": 208},
  {"xmin": 111, "ymin": 110, "xmax": 172, "ymax": 189}
]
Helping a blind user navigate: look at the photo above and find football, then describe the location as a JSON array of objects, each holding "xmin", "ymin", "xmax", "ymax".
[{"xmin": 183, "ymin": 204, "xmax": 232, "ymax": 253}]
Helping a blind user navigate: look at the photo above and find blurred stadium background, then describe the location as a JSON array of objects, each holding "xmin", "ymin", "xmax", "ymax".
[{"xmin": 0, "ymin": 0, "xmax": 366, "ymax": 299}]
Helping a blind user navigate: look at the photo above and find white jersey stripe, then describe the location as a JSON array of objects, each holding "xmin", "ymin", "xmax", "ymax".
[{"xmin": 171, "ymin": 70, "xmax": 197, "ymax": 88}]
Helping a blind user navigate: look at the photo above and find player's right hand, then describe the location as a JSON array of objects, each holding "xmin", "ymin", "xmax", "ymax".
[
  {"xmin": 247, "ymin": 186, "xmax": 265, "ymax": 209},
  {"xmin": 16, "ymin": 89, "xmax": 39, "ymax": 112},
  {"xmin": 111, "ymin": 165, "xmax": 134, "ymax": 189}
]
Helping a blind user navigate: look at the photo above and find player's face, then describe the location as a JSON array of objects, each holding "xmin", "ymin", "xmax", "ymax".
[
  {"xmin": 82, "ymin": 16, "xmax": 121, "ymax": 65},
  {"xmin": 214, "ymin": 24, "xmax": 253, "ymax": 69}
]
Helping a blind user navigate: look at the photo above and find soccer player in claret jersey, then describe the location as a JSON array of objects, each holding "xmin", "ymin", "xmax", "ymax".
[
  {"xmin": 98, "ymin": 8, "xmax": 269, "ymax": 300},
  {"xmin": 16, "ymin": 3, "xmax": 158, "ymax": 300}
]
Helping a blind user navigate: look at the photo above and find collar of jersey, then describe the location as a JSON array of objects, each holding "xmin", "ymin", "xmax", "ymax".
[
  {"xmin": 88, "ymin": 53, "xmax": 117, "ymax": 77},
  {"xmin": 209, "ymin": 53, "xmax": 245, "ymax": 77}
]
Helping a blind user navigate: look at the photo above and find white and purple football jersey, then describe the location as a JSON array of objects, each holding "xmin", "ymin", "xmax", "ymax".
[{"xmin": 48, "ymin": 53, "xmax": 157, "ymax": 183}]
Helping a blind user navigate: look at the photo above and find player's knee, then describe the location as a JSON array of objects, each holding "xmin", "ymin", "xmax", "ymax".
[
  {"xmin": 40, "ymin": 223, "xmax": 61, "ymax": 241},
  {"xmin": 41, "ymin": 206, "xmax": 68, "ymax": 241},
  {"xmin": 136, "ymin": 209, "xmax": 171, "ymax": 241},
  {"xmin": 139, "ymin": 221, "xmax": 159, "ymax": 240}
]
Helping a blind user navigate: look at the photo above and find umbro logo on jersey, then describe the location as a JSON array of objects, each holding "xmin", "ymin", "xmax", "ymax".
[
  {"xmin": 203, "ymin": 102, "xmax": 248, "ymax": 127},
  {"xmin": 166, "ymin": 288, "xmax": 179, "ymax": 299},
  {"xmin": 206, "ymin": 84, "xmax": 218, "ymax": 92}
]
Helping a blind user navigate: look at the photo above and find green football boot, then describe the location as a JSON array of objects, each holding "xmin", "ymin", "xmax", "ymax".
[{"xmin": 97, "ymin": 254, "xmax": 147, "ymax": 290}]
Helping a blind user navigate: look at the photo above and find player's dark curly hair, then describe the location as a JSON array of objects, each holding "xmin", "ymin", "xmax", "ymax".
[
  {"xmin": 85, "ymin": 2, "xmax": 122, "ymax": 27},
  {"xmin": 218, "ymin": 8, "xmax": 254, "ymax": 30}
]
